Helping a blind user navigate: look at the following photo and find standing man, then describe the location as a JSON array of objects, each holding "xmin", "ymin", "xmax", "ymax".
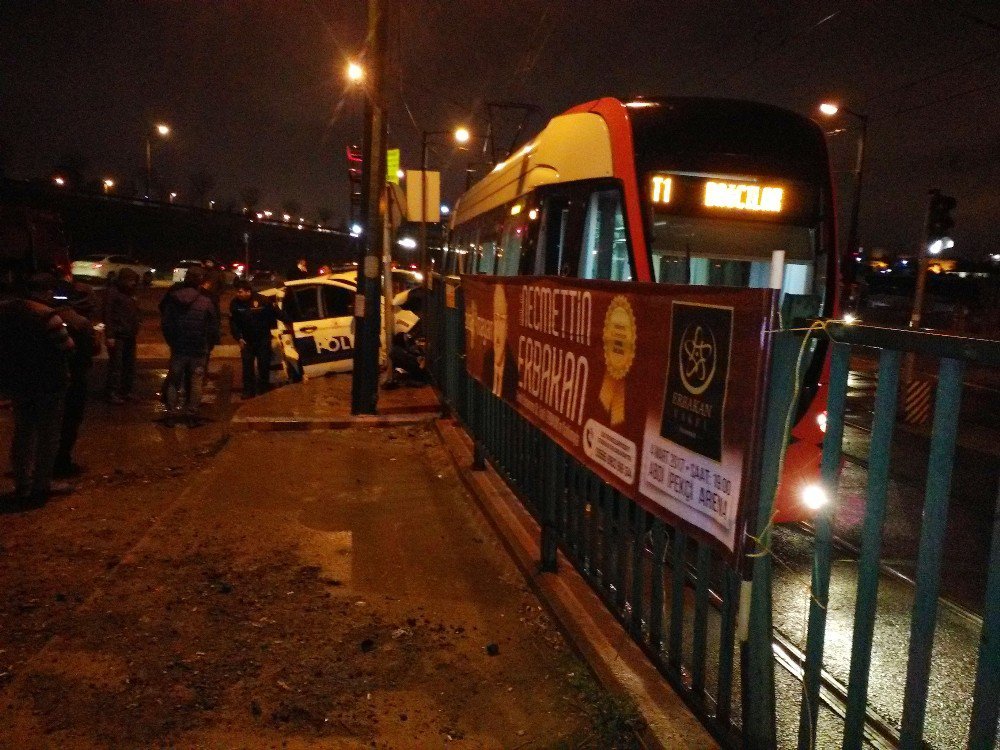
[
  {"xmin": 229, "ymin": 279, "xmax": 281, "ymax": 397},
  {"xmin": 103, "ymin": 268, "xmax": 141, "ymax": 404},
  {"xmin": 52, "ymin": 273, "xmax": 99, "ymax": 478},
  {"xmin": 0, "ymin": 273, "xmax": 74, "ymax": 504},
  {"xmin": 159, "ymin": 266, "xmax": 218, "ymax": 427},
  {"xmin": 286, "ymin": 257, "xmax": 310, "ymax": 281}
]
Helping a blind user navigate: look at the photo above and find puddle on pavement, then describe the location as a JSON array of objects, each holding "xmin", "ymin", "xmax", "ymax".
[{"xmin": 298, "ymin": 528, "xmax": 354, "ymax": 587}]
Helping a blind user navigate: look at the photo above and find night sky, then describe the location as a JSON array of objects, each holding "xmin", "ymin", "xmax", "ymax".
[{"xmin": 2, "ymin": 1, "xmax": 998, "ymax": 257}]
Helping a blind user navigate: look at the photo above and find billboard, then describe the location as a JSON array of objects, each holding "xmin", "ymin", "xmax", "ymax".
[{"xmin": 463, "ymin": 275, "xmax": 776, "ymax": 557}]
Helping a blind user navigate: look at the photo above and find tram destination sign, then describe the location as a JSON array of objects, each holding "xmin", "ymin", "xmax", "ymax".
[{"xmin": 462, "ymin": 275, "xmax": 776, "ymax": 558}]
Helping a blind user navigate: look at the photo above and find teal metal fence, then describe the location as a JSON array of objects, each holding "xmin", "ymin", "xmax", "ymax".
[{"xmin": 425, "ymin": 277, "xmax": 1000, "ymax": 749}]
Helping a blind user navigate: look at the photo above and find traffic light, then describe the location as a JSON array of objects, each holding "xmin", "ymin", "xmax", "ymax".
[{"xmin": 926, "ymin": 189, "xmax": 956, "ymax": 240}]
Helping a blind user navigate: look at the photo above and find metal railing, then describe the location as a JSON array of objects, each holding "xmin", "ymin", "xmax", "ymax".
[{"xmin": 426, "ymin": 277, "xmax": 1000, "ymax": 749}]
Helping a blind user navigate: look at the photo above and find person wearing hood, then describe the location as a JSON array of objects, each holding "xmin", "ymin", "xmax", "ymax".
[
  {"xmin": 0, "ymin": 271, "xmax": 75, "ymax": 504},
  {"xmin": 159, "ymin": 266, "xmax": 218, "ymax": 427},
  {"xmin": 103, "ymin": 268, "xmax": 141, "ymax": 404},
  {"xmin": 51, "ymin": 271, "xmax": 99, "ymax": 478}
]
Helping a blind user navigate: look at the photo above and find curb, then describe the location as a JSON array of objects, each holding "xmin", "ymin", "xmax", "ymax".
[
  {"xmin": 231, "ymin": 412, "xmax": 438, "ymax": 431},
  {"xmin": 434, "ymin": 417, "xmax": 720, "ymax": 750}
]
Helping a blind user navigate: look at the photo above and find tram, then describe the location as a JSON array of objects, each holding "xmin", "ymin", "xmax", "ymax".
[{"xmin": 444, "ymin": 96, "xmax": 839, "ymax": 522}]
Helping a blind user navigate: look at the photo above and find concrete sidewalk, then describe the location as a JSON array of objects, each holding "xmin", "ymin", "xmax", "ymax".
[
  {"xmin": 232, "ymin": 374, "xmax": 442, "ymax": 430},
  {"xmin": 229, "ymin": 376, "xmax": 717, "ymax": 749}
]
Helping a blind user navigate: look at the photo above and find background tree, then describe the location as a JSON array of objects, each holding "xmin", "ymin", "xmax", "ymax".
[
  {"xmin": 189, "ymin": 169, "xmax": 216, "ymax": 209},
  {"xmin": 281, "ymin": 199, "xmax": 301, "ymax": 221},
  {"xmin": 52, "ymin": 152, "xmax": 90, "ymax": 189},
  {"xmin": 240, "ymin": 186, "xmax": 260, "ymax": 215}
]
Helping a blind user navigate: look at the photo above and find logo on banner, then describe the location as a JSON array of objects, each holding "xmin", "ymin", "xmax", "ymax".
[
  {"xmin": 599, "ymin": 295, "xmax": 636, "ymax": 426},
  {"xmin": 661, "ymin": 302, "xmax": 733, "ymax": 462}
]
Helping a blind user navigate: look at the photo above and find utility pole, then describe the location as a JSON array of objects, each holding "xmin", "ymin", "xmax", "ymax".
[{"xmin": 350, "ymin": 0, "xmax": 388, "ymax": 415}]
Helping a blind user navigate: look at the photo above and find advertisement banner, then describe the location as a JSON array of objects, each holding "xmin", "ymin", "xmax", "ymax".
[{"xmin": 462, "ymin": 275, "xmax": 776, "ymax": 557}]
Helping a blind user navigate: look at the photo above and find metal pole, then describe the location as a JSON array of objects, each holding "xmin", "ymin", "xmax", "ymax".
[
  {"xmin": 909, "ymin": 191, "xmax": 935, "ymax": 332},
  {"xmin": 420, "ymin": 133, "xmax": 428, "ymax": 288},
  {"xmin": 145, "ymin": 138, "xmax": 152, "ymax": 199},
  {"xmin": 844, "ymin": 115, "xmax": 868, "ymax": 285},
  {"xmin": 350, "ymin": 0, "xmax": 387, "ymax": 415}
]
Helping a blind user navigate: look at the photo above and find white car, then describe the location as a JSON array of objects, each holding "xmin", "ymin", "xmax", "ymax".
[
  {"xmin": 327, "ymin": 267, "xmax": 424, "ymax": 293},
  {"xmin": 171, "ymin": 259, "xmax": 204, "ymax": 284},
  {"xmin": 260, "ymin": 276, "xmax": 419, "ymax": 381},
  {"xmin": 71, "ymin": 254, "xmax": 155, "ymax": 284}
]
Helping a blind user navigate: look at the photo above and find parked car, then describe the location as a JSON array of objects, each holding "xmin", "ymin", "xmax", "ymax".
[
  {"xmin": 171, "ymin": 259, "xmax": 204, "ymax": 284},
  {"xmin": 248, "ymin": 266, "xmax": 280, "ymax": 289},
  {"xmin": 328, "ymin": 267, "xmax": 424, "ymax": 293},
  {"xmin": 259, "ymin": 276, "xmax": 419, "ymax": 382},
  {"xmin": 71, "ymin": 254, "xmax": 155, "ymax": 284}
]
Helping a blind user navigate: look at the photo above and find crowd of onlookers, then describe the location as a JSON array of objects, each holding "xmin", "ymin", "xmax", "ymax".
[{"xmin": 0, "ymin": 259, "xmax": 294, "ymax": 509}]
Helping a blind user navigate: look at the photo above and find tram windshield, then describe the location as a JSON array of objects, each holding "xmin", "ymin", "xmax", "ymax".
[{"xmin": 649, "ymin": 211, "xmax": 817, "ymax": 294}]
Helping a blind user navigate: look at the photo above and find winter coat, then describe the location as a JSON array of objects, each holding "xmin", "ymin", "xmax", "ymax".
[
  {"xmin": 0, "ymin": 298, "xmax": 73, "ymax": 397},
  {"xmin": 103, "ymin": 284, "xmax": 141, "ymax": 339},
  {"xmin": 230, "ymin": 293, "xmax": 281, "ymax": 344},
  {"xmin": 160, "ymin": 286, "xmax": 219, "ymax": 356}
]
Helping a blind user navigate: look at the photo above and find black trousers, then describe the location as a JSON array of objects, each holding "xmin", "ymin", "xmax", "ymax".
[
  {"xmin": 55, "ymin": 366, "xmax": 90, "ymax": 470},
  {"xmin": 241, "ymin": 339, "xmax": 272, "ymax": 395},
  {"xmin": 106, "ymin": 336, "xmax": 137, "ymax": 397}
]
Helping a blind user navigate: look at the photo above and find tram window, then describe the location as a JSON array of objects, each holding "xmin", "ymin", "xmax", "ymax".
[
  {"xmin": 497, "ymin": 216, "xmax": 528, "ymax": 276},
  {"xmin": 578, "ymin": 189, "xmax": 631, "ymax": 281},
  {"xmin": 650, "ymin": 214, "xmax": 816, "ymax": 294},
  {"xmin": 536, "ymin": 191, "xmax": 586, "ymax": 276}
]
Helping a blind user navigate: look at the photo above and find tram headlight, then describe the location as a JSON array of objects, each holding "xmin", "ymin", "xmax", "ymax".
[{"xmin": 801, "ymin": 483, "xmax": 829, "ymax": 510}]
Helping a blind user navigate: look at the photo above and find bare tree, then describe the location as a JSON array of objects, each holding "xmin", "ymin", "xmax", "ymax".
[
  {"xmin": 53, "ymin": 152, "xmax": 90, "ymax": 189},
  {"xmin": 189, "ymin": 169, "xmax": 217, "ymax": 208},
  {"xmin": 240, "ymin": 187, "xmax": 261, "ymax": 215}
]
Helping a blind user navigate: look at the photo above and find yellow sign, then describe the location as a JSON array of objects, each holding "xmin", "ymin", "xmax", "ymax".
[
  {"xmin": 386, "ymin": 149, "xmax": 400, "ymax": 185},
  {"xmin": 650, "ymin": 175, "xmax": 673, "ymax": 204},
  {"xmin": 704, "ymin": 181, "xmax": 783, "ymax": 213}
]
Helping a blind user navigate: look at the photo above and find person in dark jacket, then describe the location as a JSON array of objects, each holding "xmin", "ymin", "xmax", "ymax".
[
  {"xmin": 103, "ymin": 268, "xmax": 141, "ymax": 403},
  {"xmin": 230, "ymin": 279, "xmax": 281, "ymax": 397},
  {"xmin": 0, "ymin": 273, "xmax": 75, "ymax": 503},
  {"xmin": 160, "ymin": 266, "xmax": 219, "ymax": 426},
  {"xmin": 52, "ymin": 274, "xmax": 99, "ymax": 478}
]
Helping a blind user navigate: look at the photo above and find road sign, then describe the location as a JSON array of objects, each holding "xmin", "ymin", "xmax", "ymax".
[{"xmin": 386, "ymin": 148, "xmax": 400, "ymax": 185}]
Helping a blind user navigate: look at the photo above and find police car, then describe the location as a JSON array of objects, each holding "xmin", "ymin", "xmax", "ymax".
[{"xmin": 260, "ymin": 276, "xmax": 419, "ymax": 381}]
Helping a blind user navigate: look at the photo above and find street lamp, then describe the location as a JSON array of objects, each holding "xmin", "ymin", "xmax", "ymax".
[
  {"xmin": 102, "ymin": 178, "xmax": 115, "ymax": 194},
  {"xmin": 420, "ymin": 126, "xmax": 475, "ymax": 284},
  {"xmin": 169, "ymin": 191, "xmax": 177, "ymax": 203},
  {"xmin": 145, "ymin": 122, "xmax": 171, "ymax": 200},
  {"xmin": 346, "ymin": 61, "xmax": 364, "ymax": 83},
  {"xmin": 819, "ymin": 101, "xmax": 869, "ymax": 286},
  {"xmin": 53, "ymin": 176, "xmax": 66, "ymax": 187}
]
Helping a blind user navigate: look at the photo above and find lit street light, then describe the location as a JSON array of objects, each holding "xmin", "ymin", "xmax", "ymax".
[
  {"xmin": 102, "ymin": 178, "xmax": 115, "ymax": 194},
  {"xmin": 53, "ymin": 176, "xmax": 66, "ymax": 187},
  {"xmin": 145, "ymin": 122, "xmax": 172, "ymax": 200},
  {"xmin": 346, "ymin": 61, "xmax": 364, "ymax": 83},
  {"xmin": 819, "ymin": 101, "xmax": 869, "ymax": 286},
  {"xmin": 169, "ymin": 192, "xmax": 177, "ymax": 203},
  {"xmin": 420, "ymin": 126, "xmax": 476, "ymax": 283}
]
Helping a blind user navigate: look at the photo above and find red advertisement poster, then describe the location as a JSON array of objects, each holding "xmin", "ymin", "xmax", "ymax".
[{"xmin": 463, "ymin": 275, "xmax": 776, "ymax": 557}]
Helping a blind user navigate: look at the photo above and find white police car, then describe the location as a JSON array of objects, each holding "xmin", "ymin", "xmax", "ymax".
[{"xmin": 260, "ymin": 276, "xmax": 419, "ymax": 381}]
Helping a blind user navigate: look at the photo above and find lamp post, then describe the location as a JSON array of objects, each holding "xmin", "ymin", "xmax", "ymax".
[
  {"xmin": 419, "ymin": 126, "xmax": 472, "ymax": 285},
  {"xmin": 145, "ymin": 122, "xmax": 171, "ymax": 200},
  {"xmin": 102, "ymin": 178, "xmax": 115, "ymax": 194},
  {"xmin": 819, "ymin": 102, "xmax": 868, "ymax": 289}
]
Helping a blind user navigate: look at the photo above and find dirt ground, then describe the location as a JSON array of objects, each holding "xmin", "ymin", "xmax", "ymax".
[{"xmin": 0, "ymin": 372, "xmax": 643, "ymax": 749}]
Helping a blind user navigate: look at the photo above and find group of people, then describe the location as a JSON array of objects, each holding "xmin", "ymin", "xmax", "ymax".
[{"xmin": 0, "ymin": 268, "xmax": 110, "ymax": 505}]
